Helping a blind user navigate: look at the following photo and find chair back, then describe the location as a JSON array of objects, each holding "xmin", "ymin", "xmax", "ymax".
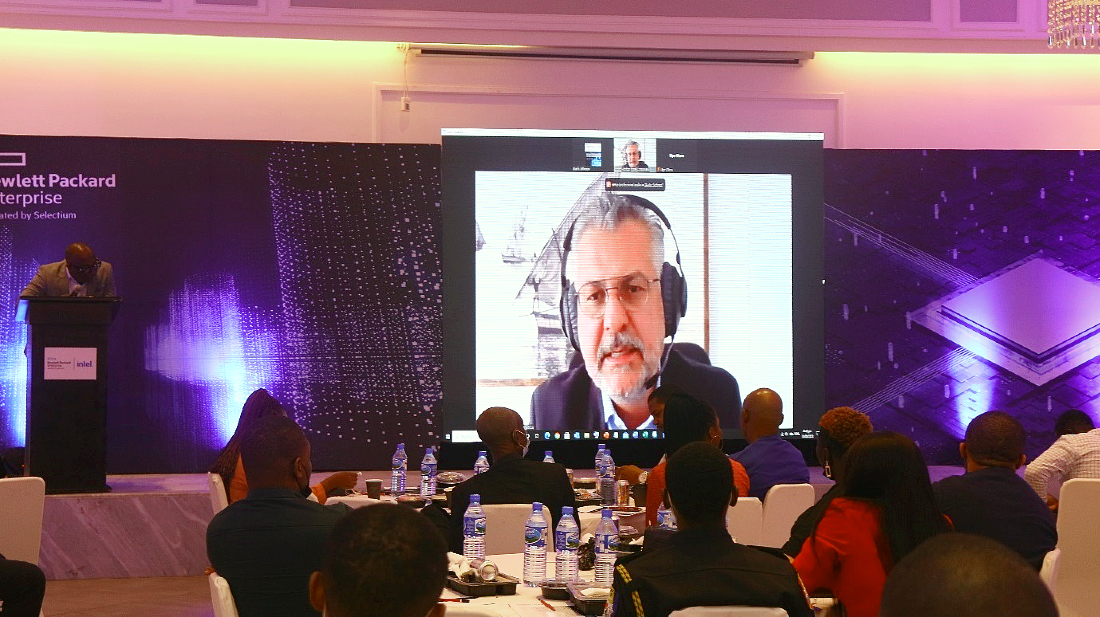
[
  {"xmin": 481, "ymin": 503, "xmax": 553, "ymax": 555},
  {"xmin": 669, "ymin": 607, "xmax": 788, "ymax": 616},
  {"xmin": 0, "ymin": 476, "xmax": 46, "ymax": 563},
  {"xmin": 207, "ymin": 473, "xmax": 229, "ymax": 514},
  {"xmin": 726, "ymin": 497, "xmax": 763, "ymax": 546},
  {"xmin": 1051, "ymin": 478, "xmax": 1100, "ymax": 616},
  {"xmin": 759, "ymin": 484, "xmax": 815, "ymax": 548},
  {"xmin": 443, "ymin": 607, "xmax": 506, "ymax": 617},
  {"xmin": 208, "ymin": 572, "xmax": 239, "ymax": 617}
]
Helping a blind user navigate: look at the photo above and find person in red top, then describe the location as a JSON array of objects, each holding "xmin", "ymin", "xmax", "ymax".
[
  {"xmin": 645, "ymin": 393, "xmax": 749, "ymax": 527},
  {"xmin": 793, "ymin": 431, "xmax": 949, "ymax": 617}
]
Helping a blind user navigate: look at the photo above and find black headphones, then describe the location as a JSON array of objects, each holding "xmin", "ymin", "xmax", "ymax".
[{"xmin": 558, "ymin": 194, "xmax": 687, "ymax": 353}]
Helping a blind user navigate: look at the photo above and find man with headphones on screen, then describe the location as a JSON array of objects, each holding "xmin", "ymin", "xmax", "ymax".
[{"xmin": 530, "ymin": 192, "xmax": 741, "ymax": 432}]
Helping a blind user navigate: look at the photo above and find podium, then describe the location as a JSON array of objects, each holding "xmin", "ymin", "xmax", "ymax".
[{"xmin": 17, "ymin": 297, "xmax": 121, "ymax": 493}]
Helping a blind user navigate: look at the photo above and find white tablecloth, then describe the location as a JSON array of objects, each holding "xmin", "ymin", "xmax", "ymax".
[
  {"xmin": 441, "ymin": 552, "xmax": 596, "ymax": 616},
  {"xmin": 445, "ymin": 552, "xmax": 836, "ymax": 616}
]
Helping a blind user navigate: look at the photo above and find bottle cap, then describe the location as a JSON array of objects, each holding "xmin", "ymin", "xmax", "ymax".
[
  {"xmin": 545, "ymin": 451, "xmax": 553, "ymax": 456},
  {"xmin": 532, "ymin": 502, "xmax": 543, "ymax": 511},
  {"xmin": 478, "ymin": 450, "xmax": 486, "ymax": 456},
  {"xmin": 425, "ymin": 447, "xmax": 433, "ymax": 454},
  {"xmin": 470, "ymin": 493, "xmax": 480, "ymax": 503},
  {"xmin": 562, "ymin": 506, "xmax": 573, "ymax": 516},
  {"xmin": 398, "ymin": 443, "xmax": 405, "ymax": 448},
  {"xmin": 601, "ymin": 508, "xmax": 613, "ymax": 518}
]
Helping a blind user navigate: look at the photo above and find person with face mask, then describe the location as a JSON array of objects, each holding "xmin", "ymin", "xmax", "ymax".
[
  {"xmin": 447, "ymin": 407, "xmax": 576, "ymax": 554},
  {"xmin": 207, "ymin": 415, "xmax": 352, "ymax": 617}
]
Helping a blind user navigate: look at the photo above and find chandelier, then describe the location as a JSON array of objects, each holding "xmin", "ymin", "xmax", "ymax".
[{"xmin": 1049, "ymin": 0, "xmax": 1100, "ymax": 48}]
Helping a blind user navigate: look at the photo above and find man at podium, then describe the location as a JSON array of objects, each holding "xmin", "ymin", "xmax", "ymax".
[{"xmin": 20, "ymin": 242, "xmax": 116, "ymax": 298}]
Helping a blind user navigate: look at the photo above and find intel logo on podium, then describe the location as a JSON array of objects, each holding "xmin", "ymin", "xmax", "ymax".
[{"xmin": 44, "ymin": 347, "xmax": 97, "ymax": 380}]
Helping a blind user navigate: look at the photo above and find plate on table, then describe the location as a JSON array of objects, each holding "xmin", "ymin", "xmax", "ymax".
[{"xmin": 568, "ymin": 582, "xmax": 609, "ymax": 615}]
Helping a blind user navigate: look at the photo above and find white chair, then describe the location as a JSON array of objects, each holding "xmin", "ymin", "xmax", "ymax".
[
  {"xmin": 1048, "ymin": 478, "xmax": 1100, "ymax": 616},
  {"xmin": 442, "ymin": 607, "xmax": 505, "ymax": 617},
  {"xmin": 207, "ymin": 472, "xmax": 229, "ymax": 514},
  {"xmin": 726, "ymin": 497, "xmax": 763, "ymax": 546},
  {"xmin": 1040, "ymin": 547, "xmax": 1060, "ymax": 589},
  {"xmin": 481, "ymin": 503, "xmax": 553, "ymax": 555},
  {"xmin": 208, "ymin": 572, "xmax": 239, "ymax": 617},
  {"xmin": 759, "ymin": 484, "xmax": 815, "ymax": 549},
  {"xmin": 0, "ymin": 476, "xmax": 46, "ymax": 564},
  {"xmin": 669, "ymin": 607, "xmax": 788, "ymax": 616}
]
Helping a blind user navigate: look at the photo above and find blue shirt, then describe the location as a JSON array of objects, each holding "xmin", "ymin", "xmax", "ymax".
[
  {"xmin": 932, "ymin": 466, "xmax": 1056, "ymax": 570},
  {"xmin": 206, "ymin": 487, "xmax": 352, "ymax": 616},
  {"xmin": 732, "ymin": 434, "xmax": 809, "ymax": 498}
]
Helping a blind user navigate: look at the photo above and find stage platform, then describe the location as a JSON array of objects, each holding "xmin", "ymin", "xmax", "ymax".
[{"xmin": 37, "ymin": 466, "xmax": 966, "ymax": 580}]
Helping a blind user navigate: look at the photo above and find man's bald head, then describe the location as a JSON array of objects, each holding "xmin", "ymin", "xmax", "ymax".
[
  {"xmin": 64, "ymin": 242, "xmax": 99, "ymax": 285},
  {"xmin": 65, "ymin": 242, "xmax": 94, "ymax": 261},
  {"xmin": 476, "ymin": 407, "xmax": 527, "ymax": 460},
  {"xmin": 741, "ymin": 388, "xmax": 783, "ymax": 443}
]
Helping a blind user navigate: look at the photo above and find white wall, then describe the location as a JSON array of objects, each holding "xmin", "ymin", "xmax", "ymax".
[{"xmin": 2, "ymin": 28, "xmax": 1100, "ymax": 149}]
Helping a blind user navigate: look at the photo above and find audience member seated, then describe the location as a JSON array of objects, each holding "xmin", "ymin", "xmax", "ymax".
[
  {"xmin": 1055, "ymin": 408, "xmax": 1094, "ymax": 437},
  {"xmin": 617, "ymin": 385, "xmax": 685, "ymax": 485},
  {"xmin": 1025, "ymin": 411, "xmax": 1100, "ymax": 509},
  {"xmin": 879, "ymin": 533, "xmax": 1057, "ymax": 617},
  {"xmin": 208, "ymin": 388, "xmax": 356, "ymax": 504},
  {"xmin": 207, "ymin": 415, "xmax": 352, "ymax": 617},
  {"xmin": 0, "ymin": 556, "xmax": 46, "ymax": 617},
  {"xmin": 609, "ymin": 442, "xmax": 812, "ymax": 617},
  {"xmin": 309, "ymin": 504, "xmax": 447, "ymax": 617},
  {"xmin": 792, "ymin": 431, "xmax": 949, "ymax": 617},
  {"xmin": 447, "ymin": 407, "xmax": 576, "ymax": 553},
  {"xmin": 732, "ymin": 388, "xmax": 809, "ymax": 498},
  {"xmin": 932, "ymin": 411, "xmax": 1055, "ymax": 570},
  {"xmin": 782, "ymin": 406, "xmax": 873, "ymax": 557},
  {"xmin": 644, "ymin": 393, "xmax": 749, "ymax": 527}
]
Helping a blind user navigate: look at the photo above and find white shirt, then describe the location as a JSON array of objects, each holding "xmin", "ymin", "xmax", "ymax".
[
  {"xmin": 601, "ymin": 391, "xmax": 656, "ymax": 432},
  {"xmin": 1025, "ymin": 427, "xmax": 1100, "ymax": 498},
  {"xmin": 66, "ymin": 267, "xmax": 87, "ymax": 297}
]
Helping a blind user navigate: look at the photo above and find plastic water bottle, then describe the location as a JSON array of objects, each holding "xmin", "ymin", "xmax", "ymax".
[
  {"xmin": 419, "ymin": 447, "xmax": 437, "ymax": 498},
  {"xmin": 657, "ymin": 502, "xmax": 677, "ymax": 530},
  {"xmin": 473, "ymin": 450, "xmax": 490, "ymax": 475},
  {"xmin": 523, "ymin": 502, "xmax": 549, "ymax": 586},
  {"xmin": 390, "ymin": 443, "xmax": 407, "ymax": 493},
  {"xmin": 543, "ymin": 450, "xmax": 555, "ymax": 464},
  {"xmin": 463, "ymin": 493, "xmax": 486, "ymax": 560},
  {"xmin": 600, "ymin": 449, "xmax": 617, "ymax": 506},
  {"xmin": 594, "ymin": 508, "xmax": 618, "ymax": 587},
  {"xmin": 595, "ymin": 444, "xmax": 606, "ymax": 473},
  {"xmin": 554, "ymin": 506, "xmax": 580, "ymax": 583}
]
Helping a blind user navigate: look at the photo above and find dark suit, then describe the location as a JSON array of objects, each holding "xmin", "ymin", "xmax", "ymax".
[
  {"xmin": 0, "ymin": 557, "xmax": 45, "ymax": 617},
  {"xmin": 932, "ymin": 466, "xmax": 1057, "ymax": 570},
  {"xmin": 206, "ymin": 487, "xmax": 352, "ymax": 617},
  {"xmin": 530, "ymin": 345, "xmax": 740, "ymax": 431},
  {"xmin": 448, "ymin": 453, "xmax": 576, "ymax": 553},
  {"xmin": 20, "ymin": 260, "xmax": 116, "ymax": 297},
  {"xmin": 609, "ymin": 527, "xmax": 813, "ymax": 617}
]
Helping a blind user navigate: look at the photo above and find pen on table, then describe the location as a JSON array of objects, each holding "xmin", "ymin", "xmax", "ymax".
[
  {"xmin": 439, "ymin": 598, "xmax": 470, "ymax": 603},
  {"xmin": 538, "ymin": 596, "xmax": 556, "ymax": 611}
]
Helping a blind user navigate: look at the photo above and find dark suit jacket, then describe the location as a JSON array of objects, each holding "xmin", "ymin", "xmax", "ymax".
[
  {"xmin": 20, "ymin": 260, "xmax": 116, "ymax": 297},
  {"xmin": 448, "ymin": 453, "xmax": 576, "ymax": 553},
  {"xmin": 609, "ymin": 527, "xmax": 813, "ymax": 617},
  {"xmin": 206, "ymin": 487, "xmax": 352, "ymax": 617},
  {"xmin": 932, "ymin": 466, "xmax": 1057, "ymax": 570},
  {"xmin": 530, "ymin": 345, "xmax": 740, "ymax": 431}
]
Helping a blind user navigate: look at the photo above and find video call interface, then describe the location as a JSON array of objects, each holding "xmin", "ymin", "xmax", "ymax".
[{"xmin": 441, "ymin": 129, "xmax": 825, "ymax": 443}]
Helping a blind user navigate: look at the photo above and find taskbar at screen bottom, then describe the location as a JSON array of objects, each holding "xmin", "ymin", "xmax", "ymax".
[{"xmin": 446, "ymin": 429, "xmax": 665, "ymax": 443}]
